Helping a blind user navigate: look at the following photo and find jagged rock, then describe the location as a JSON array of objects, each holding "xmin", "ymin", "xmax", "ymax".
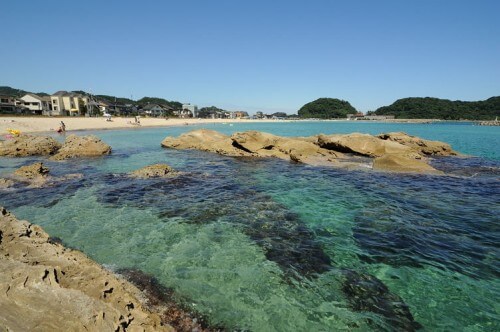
[
  {"xmin": 13, "ymin": 162, "xmax": 49, "ymax": 180},
  {"xmin": 51, "ymin": 135, "xmax": 112, "ymax": 160},
  {"xmin": 373, "ymin": 153, "xmax": 442, "ymax": 174},
  {"xmin": 0, "ymin": 178, "xmax": 15, "ymax": 188},
  {"xmin": 130, "ymin": 164, "xmax": 178, "ymax": 179},
  {"xmin": 378, "ymin": 132, "xmax": 457, "ymax": 156},
  {"xmin": 317, "ymin": 133, "xmax": 412, "ymax": 157},
  {"xmin": 0, "ymin": 134, "xmax": 61, "ymax": 157},
  {"xmin": 161, "ymin": 129, "xmax": 253, "ymax": 157},
  {"xmin": 162, "ymin": 130, "xmax": 455, "ymax": 174},
  {"xmin": 0, "ymin": 208, "xmax": 173, "ymax": 332},
  {"xmin": 230, "ymin": 131, "xmax": 282, "ymax": 153}
]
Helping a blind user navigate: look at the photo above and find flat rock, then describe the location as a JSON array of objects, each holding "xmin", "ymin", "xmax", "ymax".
[
  {"xmin": 230, "ymin": 131, "xmax": 282, "ymax": 153},
  {"xmin": 130, "ymin": 164, "xmax": 178, "ymax": 178},
  {"xmin": 317, "ymin": 133, "xmax": 411, "ymax": 157},
  {"xmin": 161, "ymin": 129, "xmax": 253, "ymax": 156},
  {"xmin": 0, "ymin": 207, "xmax": 172, "ymax": 332},
  {"xmin": 0, "ymin": 178, "xmax": 15, "ymax": 188},
  {"xmin": 0, "ymin": 135, "xmax": 61, "ymax": 157},
  {"xmin": 51, "ymin": 135, "xmax": 112, "ymax": 160},
  {"xmin": 372, "ymin": 154, "xmax": 443, "ymax": 174},
  {"xmin": 378, "ymin": 132, "xmax": 457, "ymax": 156},
  {"xmin": 13, "ymin": 162, "xmax": 49, "ymax": 179}
]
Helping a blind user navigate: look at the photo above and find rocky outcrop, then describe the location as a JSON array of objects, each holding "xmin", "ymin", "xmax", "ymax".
[
  {"xmin": 0, "ymin": 163, "xmax": 83, "ymax": 189},
  {"xmin": 51, "ymin": 135, "xmax": 112, "ymax": 160},
  {"xmin": 0, "ymin": 207, "xmax": 172, "ymax": 332},
  {"xmin": 162, "ymin": 129, "xmax": 458, "ymax": 173},
  {"xmin": 0, "ymin": 135, "xmax": 61, "ymax": 157},
  {"xmin": 130, "ymin": 164, "xmax": 179, "ymax": 179},
  {"xmin": 162, "ymin": 129, "xmax": 345, "ymax": 167},
  {"xmin": 317, "ymin": 133, "xmax": 412, "ymax": 157},
  {"xmin": 13, "ymin": 162, "xmax": 50, "ymax": 179},
  {"xmin": 161, "ymin": 129, "xmax": 252, "ymax": 157},
  {"xmin": 378, "ymin": 132, "xmax": 457, "ymax": 156},
  {"xmin": 372, "ymin": 153, "xmax": 442, "ymax": 174}
]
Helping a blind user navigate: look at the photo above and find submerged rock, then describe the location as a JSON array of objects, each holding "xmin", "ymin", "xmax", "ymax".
[
  {"xmin": 51, "ymin": 135, "xmax": 112, "ymax": 160},
  {"xmin": 0, "ymin": 178, "xmax": 15, "ymax": 189},
  {"xmin": 0, "ymin": 207, "xmax": 172, "ymax": 331},
  {"xmin": 129, "ymin": 164, "xmax": 179, "ymax": 179},
  {"xmin": 0, "ymin": 134, "xmax": 61, "ymax": 157},
  {"xmin": 1, "ymin": 162, "xmax": 83, "ymax": 189},
  {"xmin": 98, "ymin": 169, "xmax": 421, "ymax": 329},
  {"xmin": 341, "ymin": 270, "xmax": 422, "ymax": 331}
]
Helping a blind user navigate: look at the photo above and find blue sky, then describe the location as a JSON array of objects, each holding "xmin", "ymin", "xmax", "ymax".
[{"xmin": 1, "ymin": 0, "xmax": 499, "ymax": 114}]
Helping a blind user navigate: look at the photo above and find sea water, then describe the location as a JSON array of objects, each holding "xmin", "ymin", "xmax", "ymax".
[{"xmin": 1, "ymin": 121, "xmax": 499, "ymax": 331}]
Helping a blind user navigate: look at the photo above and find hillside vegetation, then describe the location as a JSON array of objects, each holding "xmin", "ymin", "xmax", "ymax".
[
  {"xmin": 372, "ymin": 97, "xmax": 500, "ymax": 120},
  {"xmin": 298, "ymin": 98, "xmax": 357, "ymax": 119}
]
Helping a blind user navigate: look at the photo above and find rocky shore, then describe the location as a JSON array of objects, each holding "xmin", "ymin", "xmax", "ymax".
[
  {"xmin": 0, "ymin": 207, "xmax": 172, "ymax": 331},
  {"xmin": 0, "ymin": 129, "xmax": 461, "ymax": 330},
  {"xmin": 0, "ymin": 207, "xmax": 219, "ymax": 332},
  {"xmin": 162, "ymin": 129, "xmax": 458, "ymax": 173}
]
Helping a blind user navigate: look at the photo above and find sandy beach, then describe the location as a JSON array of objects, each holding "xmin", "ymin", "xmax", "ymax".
[{"xmin": 0, "ymin": 116, "xmax": 285, "ymax": 134}]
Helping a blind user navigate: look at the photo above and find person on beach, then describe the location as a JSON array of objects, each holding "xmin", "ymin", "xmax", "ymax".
[{"xmin": 57, "ymin": 121, "xmax": 66, "ymax": 133}]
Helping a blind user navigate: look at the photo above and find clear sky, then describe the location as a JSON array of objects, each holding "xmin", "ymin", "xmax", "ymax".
[{"xmin": 1, "ymin": 0, "xmax": 499, "ymax": 114}]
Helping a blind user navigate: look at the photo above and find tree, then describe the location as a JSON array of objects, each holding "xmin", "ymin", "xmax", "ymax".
[
  {"xmin": 298, "ymin": 98, "xmax": 357, "ymax": 119},
  {"xmin": 374, "ymin": 97, "xmax": 500, "ymax": 120}
]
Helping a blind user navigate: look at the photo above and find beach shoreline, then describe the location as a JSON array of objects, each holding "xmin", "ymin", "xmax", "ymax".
[
  {"xmin": 0, "ymin": 116, "xmax": 453, "ymax": 135},
  {"xmin": 0, "ymin": 116, "xmax": 286, "ymax": 134}
]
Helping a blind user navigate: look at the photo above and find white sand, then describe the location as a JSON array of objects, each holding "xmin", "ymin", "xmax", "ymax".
[{"xmin": 0, "ymin": 116, "xmax": 285, "ymax": 134}]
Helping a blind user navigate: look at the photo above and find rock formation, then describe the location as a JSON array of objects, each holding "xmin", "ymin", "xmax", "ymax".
[
  {"xmin": 0, "ymin": 162, "xmax": 83, "ymax": 189},
  {"xmin": 162, "ymin": 129, "xmax": 458, "ymax": 173},
  {"xmin": 161, "ymin": 129, "xmax": 252, "ymax": 157},
  {"xmin": 0, "ymin": 134, "xmax": 61, "ymax": 157},
  {"xmin": 13, "ymin": 162, "xmax": 50, "ymax": 179},
  {"xmin": 317, "ymin": 133, "xmax": 412, "ymax": 157},
  {"xmin": 378, "ymin": 132, "xmax": 457, "ymax": 156},
  {"xmin": 51, "ymin": 135, "xmax": 112, "ymax": 160},
  {"xmin": 129, "ymin": 164, "xmax": 179, "ymax": 179},
  {"xmin": 0, "ymin": 207, "xmax": 172, "ymax": 331}
]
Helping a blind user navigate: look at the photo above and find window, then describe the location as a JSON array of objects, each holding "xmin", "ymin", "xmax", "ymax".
[
  {"xmin": 53, "ymin": 99, "xmax": 58, "ymax": 104},
  {"xmin": 54, "ymin": 106, "xmax": 58, "ymax": 111}
]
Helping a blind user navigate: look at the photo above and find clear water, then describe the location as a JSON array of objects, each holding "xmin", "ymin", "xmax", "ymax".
[{"xmin": 1, "ymin": 121, "xmax": 499, "ymax": 331}]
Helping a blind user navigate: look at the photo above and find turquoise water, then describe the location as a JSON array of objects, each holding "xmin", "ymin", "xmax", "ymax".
[{"xmin": 1, "ymin": 121, "xmax": 499, "ymax": 331}]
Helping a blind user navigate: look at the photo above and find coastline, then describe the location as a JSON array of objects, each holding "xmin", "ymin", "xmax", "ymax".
[
  {"xmin": 0, "ymin": 116, "xmax": 288, "ymax": 134},
  {"xmin": 0, "ymin": 207, "xmax": 212, "ymax": 331},
  {"xmin": 0, "ymin": 116, "xmax": 458, "ymax": 135}
]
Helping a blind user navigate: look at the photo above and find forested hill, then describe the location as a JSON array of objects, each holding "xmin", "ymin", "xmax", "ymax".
[
  {"xmin": 372, "ymin": 97, "xmax": 500, "ymax": 120},
  {"xmin": 298, "ymin": 98, "xmax": 357, "ymax": 119}
]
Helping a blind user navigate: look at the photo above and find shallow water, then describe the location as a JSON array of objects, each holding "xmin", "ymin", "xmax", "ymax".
[{"xmin": 1, "ymin": 121, "xmax": 499, "ymax": 331}]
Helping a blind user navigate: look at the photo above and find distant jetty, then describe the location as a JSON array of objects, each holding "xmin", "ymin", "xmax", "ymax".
[{"xmin": 477, "ymin": 118, "xmax": 499, "ymax": 126}]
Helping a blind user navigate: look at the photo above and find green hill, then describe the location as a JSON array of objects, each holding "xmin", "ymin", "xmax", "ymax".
[
  {"xmin": 372, "ymin": 97, "xmax": 500, "ymax": 120},
  {"xmin": 298, "ymin": 98, "xmax": 357, "ymax": 119}
]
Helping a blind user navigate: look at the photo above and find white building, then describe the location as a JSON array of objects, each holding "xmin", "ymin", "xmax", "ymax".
[
  {"xmin": 50, "ymin": 91, "xmax": 89, "ymax": 116},
  {"xmin": 20, "ymin": 93, "xmax": 52, "ymax": 115},
  {"xmin": 181, "ymin": 103, "xmax": 198, "ymax": 118}
]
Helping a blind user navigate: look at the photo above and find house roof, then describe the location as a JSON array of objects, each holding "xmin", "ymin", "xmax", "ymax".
[
  {"xmin": 142, "ymin": 104, "xmax": 164, "ymax": 111},
  {"xmin": 51, "ymin": 91, "xmax": 85, "ymax": 98}
]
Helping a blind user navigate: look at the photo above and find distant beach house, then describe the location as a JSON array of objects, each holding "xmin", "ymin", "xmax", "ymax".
[
  {"xmin": 138, "ymin": 104, "xmax": 170, "ymax": 117},
  {"xmin": 231, "ymin": 111, "xmax": 249, "ymax": 119},
  {"xmin": 20, "ymin": 93, "xmax": 52, "ymax": 115},
  {"xmin": 50, "ymin": 91, "xmax": 89, "ymax": 116},
  {"xmin": 179, "ymin": 103, "xmax": 198, "ymax": 118}
]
